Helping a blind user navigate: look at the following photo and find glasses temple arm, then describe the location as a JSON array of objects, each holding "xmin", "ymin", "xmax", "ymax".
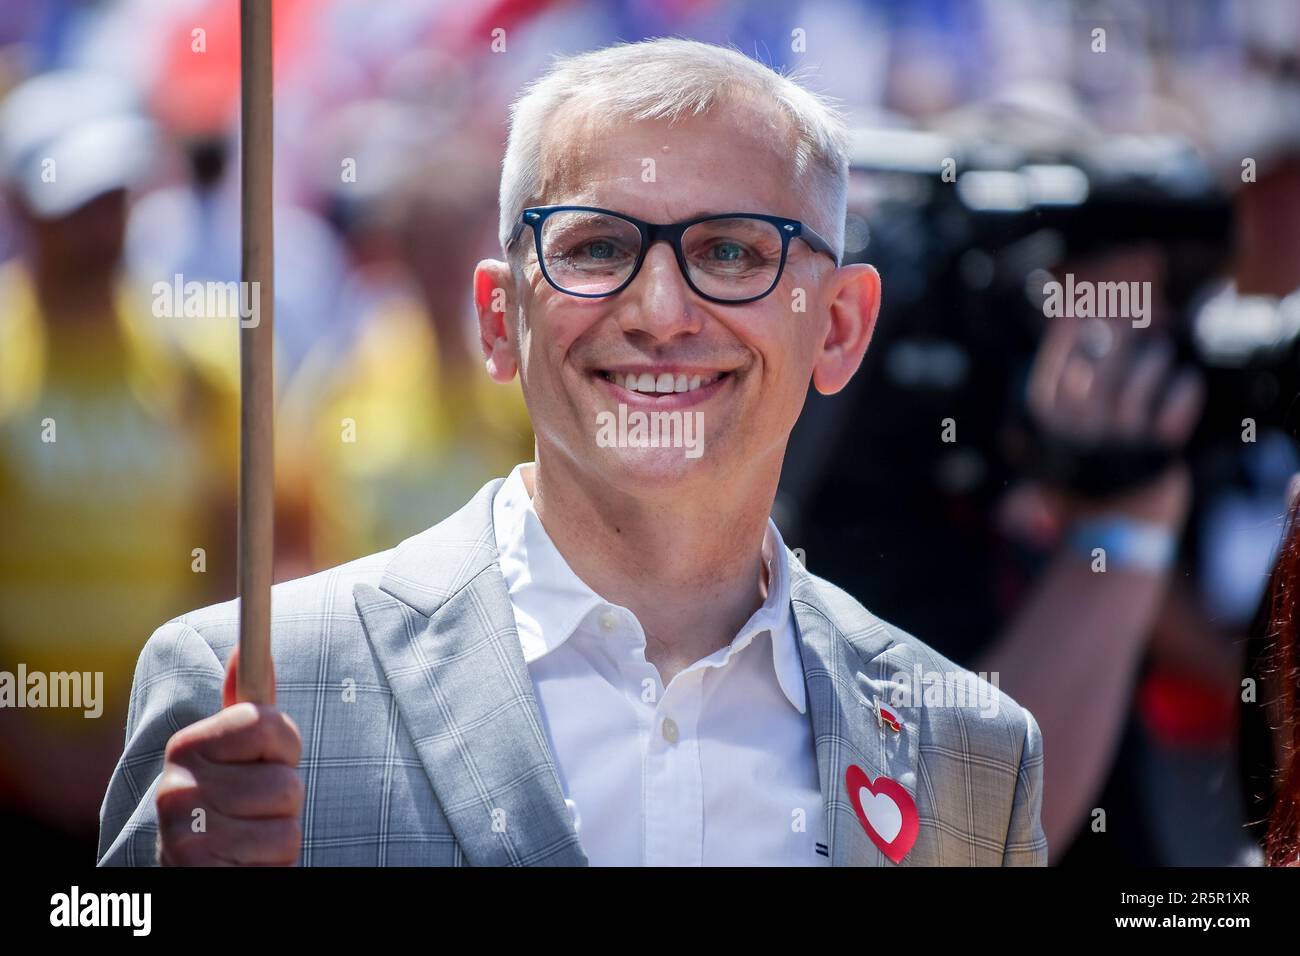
[{"xmin": 806, "ymin": 225, "xmax": 841, "ymax": 265}]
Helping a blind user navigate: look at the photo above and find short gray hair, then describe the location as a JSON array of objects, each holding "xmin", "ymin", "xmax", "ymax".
[{"xmin": 497, "ymin": 38, "xmax": 851, "ymax": 261}]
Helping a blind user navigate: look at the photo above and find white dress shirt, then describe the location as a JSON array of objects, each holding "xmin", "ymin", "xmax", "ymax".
[{"xmin": 492, "ymin": 463, "xmax": 828, "ymax": 866}]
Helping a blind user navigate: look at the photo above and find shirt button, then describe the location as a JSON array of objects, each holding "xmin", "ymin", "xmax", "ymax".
[
  {"xmin": 598, "ymin": 610, "xmax": 618, "ymax": 632},
  {"xmin": 661, "ymin": 717, "xmax": 679, "ymax": 743}
]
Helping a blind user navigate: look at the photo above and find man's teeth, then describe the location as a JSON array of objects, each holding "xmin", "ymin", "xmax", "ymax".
[{"xmin": 611, "ymin": 371, "xmax": 721, "ymax": 393}]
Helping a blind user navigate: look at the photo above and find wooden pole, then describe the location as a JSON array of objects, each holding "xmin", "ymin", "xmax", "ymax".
[{"xmin": 237, "ymin": 0, "xmax": 275, "ymax": 705}]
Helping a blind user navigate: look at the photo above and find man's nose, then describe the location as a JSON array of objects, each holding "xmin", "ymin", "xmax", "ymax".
[{"xmin": 615, "ymin": 240, "xmax": 704, "ymax": 340}]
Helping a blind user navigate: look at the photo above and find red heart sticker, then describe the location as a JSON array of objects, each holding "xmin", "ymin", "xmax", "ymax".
[{"xmin": 846, "ymin": 764, "xmax": 918, "ymax": 863}]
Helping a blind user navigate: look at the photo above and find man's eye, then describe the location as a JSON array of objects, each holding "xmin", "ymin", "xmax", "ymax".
[
  {"xmin": 696, "ymin": 239, "xmax": 767, "ymax": 270},
  {"xmin": 710, "ymin": 241, "xmax": 747, "ymax": 262},
  {"xmin": 557, "ymin": 237, "xmax": 629, "ymax": 261}
]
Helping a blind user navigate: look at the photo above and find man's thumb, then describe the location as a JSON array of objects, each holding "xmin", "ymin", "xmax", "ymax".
[{"xmin": 222, "ymin": 644, "xmax": 278, "ymax": 708}]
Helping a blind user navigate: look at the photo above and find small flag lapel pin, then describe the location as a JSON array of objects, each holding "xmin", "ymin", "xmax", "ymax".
[{"xmin": 874, "ymin": 696, "xmax": 902, "ymax": 732}]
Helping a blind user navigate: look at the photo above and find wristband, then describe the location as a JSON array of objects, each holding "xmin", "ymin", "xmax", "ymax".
[{"xmin": 1066, "ymin": 516, "xmax": 1176, "ymax": 572}]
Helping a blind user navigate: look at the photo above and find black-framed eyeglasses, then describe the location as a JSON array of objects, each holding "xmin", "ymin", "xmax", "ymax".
[{"xmin": 506, "ymin": 205, "xmax": 839, "ymax": 305}]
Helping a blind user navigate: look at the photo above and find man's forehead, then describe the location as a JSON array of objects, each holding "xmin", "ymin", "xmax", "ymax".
[{"xmin": 535, "ymin": 94, "xmax": 802, "ymax": 217}]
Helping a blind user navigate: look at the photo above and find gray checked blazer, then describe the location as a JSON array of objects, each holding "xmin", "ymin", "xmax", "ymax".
[{"xmin": 98, "ymin": 477, "xmax": 1048, "ymax": 866}]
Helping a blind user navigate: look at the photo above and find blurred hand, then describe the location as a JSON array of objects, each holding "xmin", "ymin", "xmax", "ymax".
[
  {"xmin": 1014, "ymin": 316, "xmax": 1205, "ymax": 534},
  {"xmin": 155, "ymin": 647, "xmax": 302, "ymax": 866},
  {"xmin": 1028, "ymin": 316, "xmax": 1203, "ymax": 450}
]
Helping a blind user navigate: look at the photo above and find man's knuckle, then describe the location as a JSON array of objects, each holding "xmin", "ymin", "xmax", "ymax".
[
  {"xmin": 163, "ymin": 729, "xmax": 198, "ymax": 763},
  {"xmin": 156, "ymin": 771, "xmax": 200, "ymax": 810}
]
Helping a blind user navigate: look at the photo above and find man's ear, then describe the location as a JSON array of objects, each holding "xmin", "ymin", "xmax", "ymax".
[
  {"xmin": 811, "ymin": 263, "xmax": 881, "ymax": 396},
  {"xmin": 473, "ymin": 259, "xmax": 519, "ymax": 383}
]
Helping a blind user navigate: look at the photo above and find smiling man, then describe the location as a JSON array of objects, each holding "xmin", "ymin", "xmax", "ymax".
[{"xmin": 99, "ymin": 38, "xmax": 1047, "ymax": 867}]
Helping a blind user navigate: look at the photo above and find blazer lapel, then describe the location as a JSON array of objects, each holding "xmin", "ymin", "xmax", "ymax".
[
  {"xmin": 353, "ymin": 479, "xmax": 587, "ymax": 866},
  {"xmin": 790, "ymin": 561, "xmax": 922, "ymax": 867}
]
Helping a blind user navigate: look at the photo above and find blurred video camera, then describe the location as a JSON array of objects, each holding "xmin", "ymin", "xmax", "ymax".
[{"xmin": 835, "ymin": 125, "xmax": 1296, "ymax": 499}]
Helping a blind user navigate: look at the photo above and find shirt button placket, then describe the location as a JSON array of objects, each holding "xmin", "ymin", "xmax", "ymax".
[{"xmin": 645, "ymin": 672, "xmax": 704, "ymax": 866}]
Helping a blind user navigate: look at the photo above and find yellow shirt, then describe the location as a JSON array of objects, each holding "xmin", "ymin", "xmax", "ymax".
[
  {"xmin": 0, "ymin": 263, "xmax": 238, "ymax": 722},
  {"xmin": 280, "ymin": 296, "xmax": 533, "ymax": 569}
]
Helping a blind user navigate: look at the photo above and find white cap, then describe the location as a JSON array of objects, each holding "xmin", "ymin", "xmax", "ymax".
[{"xmin": 0, "ymin": 70, "xmax": 156, "ymax": 219}]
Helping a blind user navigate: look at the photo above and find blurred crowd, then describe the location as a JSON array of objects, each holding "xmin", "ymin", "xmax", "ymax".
[{"xmin": 2, "ymin": 0, "xmax": 1299, "ymax": 867}]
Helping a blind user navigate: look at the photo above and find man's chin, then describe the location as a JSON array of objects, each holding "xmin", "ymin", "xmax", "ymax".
[{"xmin": 589, "ymin": 444, "xmax": 712, "ymax": 490}]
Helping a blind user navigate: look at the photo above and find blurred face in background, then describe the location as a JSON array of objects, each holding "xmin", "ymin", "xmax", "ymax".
[
  {"xmin": 26, "ymin": 189, "xmax": 128, "ymax": 278},
  {"xmin": 476, "ymin": 96, "xmax": 879, "ymax": 499}
]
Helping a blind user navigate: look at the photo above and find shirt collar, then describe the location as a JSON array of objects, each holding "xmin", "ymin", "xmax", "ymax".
[
  {"xmin": 493, "ymin": 463, "xmax": 606, "ymax": 664},
  {"xmin": 492, "ymin": 463, "xmax": 805, "ymax": 714}
]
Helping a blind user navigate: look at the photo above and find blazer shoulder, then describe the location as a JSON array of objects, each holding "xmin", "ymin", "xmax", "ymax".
[
  {"xmin": 793, "ymin": 564, "xmax": 1038, "ymax": 765},
  {"xmin": 153, "ymin": 547, "xmax": 395, "ymax": 669},
  {"xmin": 143, "ymin": 475, "xmax": 507, "ymax": 677}
]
